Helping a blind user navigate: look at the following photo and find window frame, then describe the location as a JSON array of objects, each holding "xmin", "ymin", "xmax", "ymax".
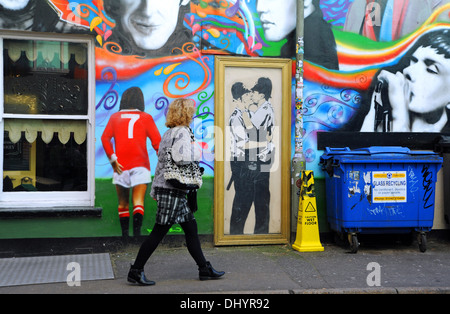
[{"xmin": 0, "ymin": 31, "xmax": 96, "ymax": 208}]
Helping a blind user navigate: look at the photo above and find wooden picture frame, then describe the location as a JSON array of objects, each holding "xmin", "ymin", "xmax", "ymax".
[{"xmin": 214, "ymin": 56, "xmax": 291, "ymax": 245}]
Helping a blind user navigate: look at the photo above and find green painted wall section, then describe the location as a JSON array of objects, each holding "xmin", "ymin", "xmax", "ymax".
[
  {"xmin": 0, "ymin": 177, "xmax": 215, "ymax": 239},
  {"xmin": 0, "ymin": 177, "xmax": 329, "ymax": 239}
]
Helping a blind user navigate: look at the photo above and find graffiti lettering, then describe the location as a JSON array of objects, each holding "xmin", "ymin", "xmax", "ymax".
[
  {"xmin": 407, "ymin": 166, "xmax": 419, "ymax": 195},
  {"xmin": 367, "ymin": 205, "xmax": 402, "ymax": 217},
  {"xmin": 421, "ymin": 165, "xmax": 434, "ymax": 209}
]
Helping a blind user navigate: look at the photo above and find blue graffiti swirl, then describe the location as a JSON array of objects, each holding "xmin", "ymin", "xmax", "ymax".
[{"xmin": 96, "ymin": 67, "xmax": 119, "ymax": 111}]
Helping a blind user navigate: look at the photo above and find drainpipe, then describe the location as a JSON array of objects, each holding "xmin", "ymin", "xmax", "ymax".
[{"xmin": 290, "ymin": 0, "xmax": 306, "ymax": 242}]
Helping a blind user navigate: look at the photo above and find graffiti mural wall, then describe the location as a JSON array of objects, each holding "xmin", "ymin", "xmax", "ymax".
[
  {"xmin": 1, "ymin": 0, "xmax": 450, "ymax": 237},
  {"xmin": 31, "ymin": 0, "xmax": 298, "ymax": 180},
  {"xmin": 0, "ymin": 0, "xmax": 298, "ymax": 237},
  {"xmin": 303, "ymin": 0, "xmax": 450, "ymax": 176}
]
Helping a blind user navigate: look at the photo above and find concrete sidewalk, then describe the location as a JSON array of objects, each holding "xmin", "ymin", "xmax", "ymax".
[{"xmin": 1, "ymin": 234, "xmax": 450, "ymax": 294}]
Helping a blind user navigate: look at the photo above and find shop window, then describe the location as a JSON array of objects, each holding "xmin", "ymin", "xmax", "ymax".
[{"xmin": 0, "ymin": 33, "xmax": 95, "ymax": 208}]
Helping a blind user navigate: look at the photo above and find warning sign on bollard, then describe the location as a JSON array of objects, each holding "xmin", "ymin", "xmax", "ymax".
[{"xmin": 292, "ymin": 171, "xmax": 324, "ymax": 252}]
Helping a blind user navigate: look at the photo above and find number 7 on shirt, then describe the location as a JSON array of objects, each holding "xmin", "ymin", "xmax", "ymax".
[{"xmin": 121, "ymin": 113, "xmax": 140, "ymax": 139}]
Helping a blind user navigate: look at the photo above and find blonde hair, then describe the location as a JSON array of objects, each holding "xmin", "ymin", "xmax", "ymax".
[{"xmin": 165, "ymin": 98, "xmax": 196, "ymax": 128}]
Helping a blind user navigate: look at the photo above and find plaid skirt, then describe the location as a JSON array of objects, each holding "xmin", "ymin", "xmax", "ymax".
[{"xmin": 154, "ymin": 187, "xmax": 194, "ymax": 225}]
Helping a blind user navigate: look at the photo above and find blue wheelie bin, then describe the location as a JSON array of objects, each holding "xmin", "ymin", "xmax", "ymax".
[{"xmin": 320, "ymin": 147, "xmax": 443, "ymax": 253}]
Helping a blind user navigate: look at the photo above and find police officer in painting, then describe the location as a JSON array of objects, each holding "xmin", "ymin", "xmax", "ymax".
[{"xmin": 228, "ymin": 78, "xmax": 275, "ymax": 235}]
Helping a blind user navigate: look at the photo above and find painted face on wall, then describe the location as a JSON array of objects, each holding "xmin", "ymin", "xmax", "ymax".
[
  {"xmin": 0, "ymin": 0, "xmax": 29, "ymax": 10},
  {"xmin": 115, "ymin": 0, "xmax": 190, "ymax": 50},
  {"xmin": 403, "ymin": 46, "xmax": 450, "ymax": 114},
  {"xmin": 256, "ymin": 0, "xmax": 296, "ymax": 42}
]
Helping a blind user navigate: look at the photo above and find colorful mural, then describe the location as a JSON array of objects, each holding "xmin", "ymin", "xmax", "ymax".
[
  {"xmin": 303, "ymin": 0, "xmax": 450, "ymax": 176},
  {"xmin": 2, "ymin": 0, "xmax": 450, "ymax": 238},
  {"xmin": 0, "ymin": 0, "xmax": 298, "ymax": 177},
  {"xmin": 26, "ymin": 0, "xmax": 298, "ymax": 181},
  {"xmin": 0, "ymin": 0, "xmax": 299, "ymax": 237}
]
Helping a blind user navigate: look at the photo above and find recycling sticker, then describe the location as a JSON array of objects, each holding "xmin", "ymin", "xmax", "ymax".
[{"xmin": 372, "ymin": 171, "xmax": 407, "ymax": 203}]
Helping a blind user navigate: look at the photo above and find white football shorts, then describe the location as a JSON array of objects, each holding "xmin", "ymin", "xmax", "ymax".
[{"xmin": 113, "ymin": 167, "xmax": 151, "ymax": 188}]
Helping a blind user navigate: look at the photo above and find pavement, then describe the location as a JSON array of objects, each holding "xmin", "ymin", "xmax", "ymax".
[{"xmin": 1, "ymin": 232, "xmax": 450, "ymax": 296}]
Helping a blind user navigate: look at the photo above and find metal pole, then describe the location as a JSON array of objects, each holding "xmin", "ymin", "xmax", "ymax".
[{"xmin": 290, "ymin": 0, "xmax": 306, "ymax": 241}]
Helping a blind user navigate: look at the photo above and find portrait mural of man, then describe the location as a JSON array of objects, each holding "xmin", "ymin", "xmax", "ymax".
[
  {"xmin": 103, "ymin": 0, "xmax": 192, "ymax": 57},
  {"xmin": 256, "ymin": 0, "xmax": 339, "ymax": 68},
  {"xmin": 352, "ymin": 28, "xmax": 450, "ymax": 133},
  {"xmin": 301, "ymin": 1, "xmax": 450, "ymax": 176}
]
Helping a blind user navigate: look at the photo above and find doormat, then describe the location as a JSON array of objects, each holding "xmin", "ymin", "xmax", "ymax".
[{"xmin": 0, "ymin": 253, "xmax": 114, "ymax": 287}]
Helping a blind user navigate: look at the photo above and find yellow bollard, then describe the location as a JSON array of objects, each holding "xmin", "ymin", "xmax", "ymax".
[{"xmin": 292, "ymin": 170, "xmax": 324, "ymax": 252}]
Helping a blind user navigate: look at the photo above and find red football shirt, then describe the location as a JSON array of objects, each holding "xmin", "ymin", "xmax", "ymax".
[{"xmin": 101, "ymin": 110, "xmax": 161, "ymax": 171}]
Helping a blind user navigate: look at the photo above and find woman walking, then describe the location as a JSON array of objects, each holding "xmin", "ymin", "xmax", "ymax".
[{"xmin": 127, "ymin": 98, "xmax": 224, "ymax": 285}]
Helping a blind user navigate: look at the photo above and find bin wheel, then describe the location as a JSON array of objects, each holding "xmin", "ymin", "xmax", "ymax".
[
  {"xmin": 418, "ymin": 233, "xmax": 427, "ymax": 253},
  {"xmin": 348, "ymin": 233, "xmax": 359, "ymax": 253}
]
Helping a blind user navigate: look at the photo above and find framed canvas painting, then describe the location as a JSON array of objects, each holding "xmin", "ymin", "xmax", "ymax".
[{"xmin": 214, "ymin": 56, "xmax": 291, "ymax": 245}]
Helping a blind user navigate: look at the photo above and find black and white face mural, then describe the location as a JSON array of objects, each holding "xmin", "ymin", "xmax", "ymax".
[{"xmin": 360, "ymin": 29, "xmax": 450, "ymax": 133}]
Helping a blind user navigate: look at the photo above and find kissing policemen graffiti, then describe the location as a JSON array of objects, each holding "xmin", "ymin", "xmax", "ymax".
[{"xmin": 226, "ymin": 77, "xmax": 276, "ymax": 235}]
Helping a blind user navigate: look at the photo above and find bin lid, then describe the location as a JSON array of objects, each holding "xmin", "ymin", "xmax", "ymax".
[
  {"xmin": 320, "ymin": 146, "xmax": 443, "ymax": 164},
  {"xmin": 324, "ymin": 146, "xmax": 411, "ymax": 155}
]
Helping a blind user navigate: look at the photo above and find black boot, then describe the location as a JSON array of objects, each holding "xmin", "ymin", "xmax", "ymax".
[
  {"xmin": 198, "ymin": 261, "xmax": 225, "ymax": 280},
  {"xmin": 127, "ymin": 265, "xmax": 155, "ymax": 286},
  {"xmin": 133, "ymin": 213, "xmax": 143, "ymax": 237}
]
